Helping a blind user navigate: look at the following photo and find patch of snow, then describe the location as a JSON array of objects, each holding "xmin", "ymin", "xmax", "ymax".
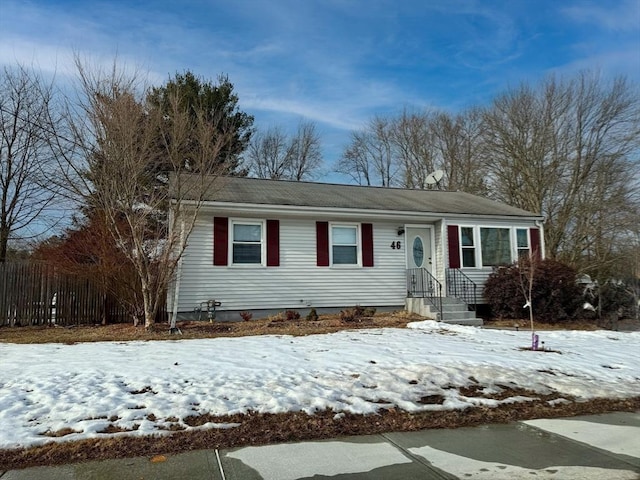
[{"xmin": 0, "ymin": 325, "xmax": 639, "ymax": 449}]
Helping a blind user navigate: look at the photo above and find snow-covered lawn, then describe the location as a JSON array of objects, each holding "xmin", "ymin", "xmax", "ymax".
[{"xmin": 1, "ymin": 321, "xmax": 638, "ymax": 449}]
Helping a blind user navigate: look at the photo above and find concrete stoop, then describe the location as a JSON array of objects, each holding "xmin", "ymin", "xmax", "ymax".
[{"xmin": 405, "ymin": 296, "xmax": 483, "ymax": 326}]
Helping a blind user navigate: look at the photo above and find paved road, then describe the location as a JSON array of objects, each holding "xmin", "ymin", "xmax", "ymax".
[{"xmin": 2, "ymin": 412, "xmax": 639, "ymax": 479}]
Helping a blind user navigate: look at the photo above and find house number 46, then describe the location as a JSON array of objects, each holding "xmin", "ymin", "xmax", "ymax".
[{"xmin": 390, "ymin": 241, "xmax": 401, "ymax": 250}]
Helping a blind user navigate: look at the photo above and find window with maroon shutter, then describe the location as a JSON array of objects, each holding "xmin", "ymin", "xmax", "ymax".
[
  {"xmin": 213, "ymin": 217, "xmax": 228, "ymax": 265},
  {"xmin": 316, "ymin": 221, "xmax": 329, "ymax": 266},
  {"xmin": 266, "ymin": 220, "xmax": 280, "ymax": 267},
  {"xmin": 447, "ymin": 225, "xmax": 460, "ymax": 268},
  {"xmin": 530, "ymin": 227, "xmax": 542, "ymax": 260},
  {"xmin": 361, "ymin": 223, "xmax": 374, "ymax": 267}
]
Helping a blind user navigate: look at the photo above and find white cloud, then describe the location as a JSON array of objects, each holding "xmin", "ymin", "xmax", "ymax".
[{"xmin": 562, "ymin": 0, "xmax": 640, "ymax": 32}]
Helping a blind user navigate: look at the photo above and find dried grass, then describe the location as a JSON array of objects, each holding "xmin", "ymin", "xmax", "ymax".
[
  {"xmin": 1, "ymin": 396, "xmax": 637, "ymax": 470},
  {"xmin": 0, "ymin": 311, "xmax": 417, "ymax": 344}
]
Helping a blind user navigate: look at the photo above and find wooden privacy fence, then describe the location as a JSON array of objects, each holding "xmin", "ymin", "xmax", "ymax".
[{"xmin": 0, "ymin": 262, "xmax": 133, "ymax": 326}]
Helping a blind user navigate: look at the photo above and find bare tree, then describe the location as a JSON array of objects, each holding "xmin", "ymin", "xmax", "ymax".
[
  {"xmin": 51, "ymin": 57, "xmax": 238, "ymax": 328},
  {"xmin": 245, "ymin": 121, "xmax": 322, "ymax": 181},
  {"xmin": 389, "ymin": 109, "xmax": 436, "ymax": 189},
  {"xmin": 245, "ymin": 126, "xmax": 290, "ymax": 179},
  {"xmin": 482, "ymin": 72, "xmax": 640, "ymax": 278},
  {"xmin": 517, "ymin": 254, "xmax": 539, "ymax": 349},
  {"xmin": 336, "ymin": 116, "xmax": 397, "ymax": 186},
  {"xmin": 0, "ymin": 65, "xmax": 58, "ymax": 262},
  {"xmin": 431, "ymin": 108, "xmax": 488, "ymax": 195},
  {"xmin": 339, "ymin": 109, "xmax": 487, "ymax": 193},
  {"xmin": 286, "ymin": 121, "xmax": 322, "ymax": 181}
]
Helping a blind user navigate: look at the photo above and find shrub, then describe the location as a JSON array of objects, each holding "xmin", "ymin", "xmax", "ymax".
[
  {"xmin": 306, "ymin": 308, "xmax": 319, "ymax": 321},
  {"xmin": 340, "ymin": 308, "xmax": 357, "ymax": 322},
  {"xmin": 599, "ymin": 281, "xmax": 636, "ymax": 319},
  {"xmin": 267, "ymin": 311, "xmax": 287, "ymax": 322},
  {"xmin": 483, "ymin": 259, "xmax": 582, "ymax": 323},
  {"xmin": 339, "ymin": 305, "xmax": 372, "ymax": 323},
  {"xmin": 285, "ymin": 310, "xmax": 301, "ymax": 320},
  {"xmin": 239, "ymin": 311, "xmax": 253, "ymax": 322}
]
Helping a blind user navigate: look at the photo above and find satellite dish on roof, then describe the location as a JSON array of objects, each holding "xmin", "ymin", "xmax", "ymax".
[{"xmin": 424, "ymin": 169, "xmax": 444, "ymax": 189}]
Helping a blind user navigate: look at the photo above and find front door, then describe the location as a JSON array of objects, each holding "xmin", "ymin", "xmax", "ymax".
[{"xmin": 406, "ymin": 227, "xmax": 433, "ymax": 273}]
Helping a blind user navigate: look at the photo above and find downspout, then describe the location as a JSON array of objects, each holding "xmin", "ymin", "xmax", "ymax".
[{"xmin": 169, "ymin": 215, "xmax": 186, "ymax": 333}]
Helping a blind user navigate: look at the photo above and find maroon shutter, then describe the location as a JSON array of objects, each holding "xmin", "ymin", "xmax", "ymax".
[
  {"xmin": 213, "ymin": 217, "xmax": 228, "ymax": 266},
  {"xmin": 447, "ymin": 225, "xmax": 460, "ymax": 268},
  {"xmin": 361, "ymin": 223, "xmax": 374, "ymax": 267},
  {"xmin": 266, "ymin": 220, "xmax": 280, "ymax": 266},
  {"xmin": 530, "ymin": 227, "xmax": 542, "ymax": 260},
  {"xmin": 316, "ymin": 221, "xmax": 329, "ymax": 266}
]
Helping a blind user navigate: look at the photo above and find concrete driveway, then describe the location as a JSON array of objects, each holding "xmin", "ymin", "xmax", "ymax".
[{"xmin": 2, "ymin": 412, "xmax": 639, "ymax": 479}]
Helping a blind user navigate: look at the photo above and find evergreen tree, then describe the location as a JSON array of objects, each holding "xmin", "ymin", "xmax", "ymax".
[{"xmin": 148, "ymin": 71, "xmax": 253, "ymax": 175}]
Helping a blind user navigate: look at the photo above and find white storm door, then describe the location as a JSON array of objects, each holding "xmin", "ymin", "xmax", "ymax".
[{"xmin": 406, "ymin": 227, "xmax": 433, "ymax": 273}]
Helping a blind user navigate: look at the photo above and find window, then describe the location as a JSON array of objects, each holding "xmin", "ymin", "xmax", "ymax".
[
  {"xmin": 516, "ymin": 228, "xmax": 530, "ymax": 258},
  {"xmin": 460, "ymin": 227, "xmax": 476, "ymax": 267},
  {"xmin": 331, "ymin": 225, "xmax": 358, "ymax": 265},
  {"xmin": 232, "ymin": 221, "xmax": 263, "ymax": 264},
  {"xmin": 451, "ymin": 225, "xmax": 538, "ymax": 269},
  {"xmin": 480, "ymin": 227, "xmax": 511, "ymax": 266}
]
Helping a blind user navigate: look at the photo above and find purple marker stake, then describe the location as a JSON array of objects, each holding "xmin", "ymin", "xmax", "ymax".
[{"xmin": 532, "ymin": 333, "xmax": 539, "ymax": 351}]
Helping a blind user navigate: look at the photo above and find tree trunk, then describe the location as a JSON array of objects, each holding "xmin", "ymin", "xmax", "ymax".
[{"xmin": 0, "ymin": 225, "xmax": 9, "ymax": 263}]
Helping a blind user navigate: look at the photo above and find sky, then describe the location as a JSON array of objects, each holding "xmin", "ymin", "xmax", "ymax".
[
  {"xmin": 1, "ymin": 0, "xmax": 639, "ymax": 179},
  {"xmin": 1, "ymin": 320, "xmax": 639, "ymax": 456}
]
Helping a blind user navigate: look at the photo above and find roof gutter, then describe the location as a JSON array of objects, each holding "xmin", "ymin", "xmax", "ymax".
[{"xmin": 179, "ymin": 200, "xmax": 545, "ymax": 222}]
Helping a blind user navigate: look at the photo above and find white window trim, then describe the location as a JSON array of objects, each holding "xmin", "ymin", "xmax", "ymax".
[
  {"xmin": 515, "ymin": 228, "xmax": 531, "ymax": 258},
  {"xmin": 458, "ymin": 225, "xmax": 534, "ymax": 269},
  {"xmin": 229, "ymin": 218, "xmax": 266, "ymax": 267},
  {"xmin": 458, "ymin": 225, "xmax": 478, "ymax": 268},
  {"xmin": 329, "ymin": 222, "xmax": 361, "ymax": 267}
]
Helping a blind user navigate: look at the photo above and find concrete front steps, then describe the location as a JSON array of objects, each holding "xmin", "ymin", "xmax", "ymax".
[{"xmin": 405, "ymin": 296, "xmax": 483, "ymax": 326}]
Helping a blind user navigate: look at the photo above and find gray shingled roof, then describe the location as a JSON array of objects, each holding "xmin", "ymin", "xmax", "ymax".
[{"xmin": 193, "ymin": 176, "xmax": 541, "ymax": 218}]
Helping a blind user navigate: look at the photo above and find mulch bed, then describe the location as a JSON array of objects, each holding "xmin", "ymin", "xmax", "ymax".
[
  {"xmin": 0, "ymin": 311, "xmax": 416, "ymax": 344},
  {"xmin": 1, "ymin": 395, "xmax": 638, "ymax": 470}
]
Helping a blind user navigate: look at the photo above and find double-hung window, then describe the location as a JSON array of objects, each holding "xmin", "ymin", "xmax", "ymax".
[
  {"xmin": 331, "ymin": 225, "xmax": 358, "ymax": 265},
  {"xmin": 231, "ymin": 221, "xmax": 264, "ymax": 265},
  {"xmin": 516, "ymin": 228, "xmax": 530, "ymax": 258},
  {"xmin": 460, "ymin": 227, "xmax": 476, "ymax": 267}
]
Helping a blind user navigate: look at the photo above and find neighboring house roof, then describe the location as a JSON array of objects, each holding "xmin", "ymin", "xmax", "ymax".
[{"xmin": 185, "ymin": 175, "xmax": 542, "ymax": 218}]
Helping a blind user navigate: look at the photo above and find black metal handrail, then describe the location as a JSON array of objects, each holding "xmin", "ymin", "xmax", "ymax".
[
  {"xmin": 406, "ymin": 268, "xmax": 443, "ymax": 320},
  {"xmin": 446, "ymin": 268, "xmax": 477, "ymax": 311}
]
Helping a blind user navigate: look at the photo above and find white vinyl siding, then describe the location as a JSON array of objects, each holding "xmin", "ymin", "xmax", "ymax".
[
  {"xmin": 173, "ymin": 217, "xmax": 409, "ymax": 313},
  {"xmin": 169, "ymin": 212, "xmax": 541, "ymax": 313}
]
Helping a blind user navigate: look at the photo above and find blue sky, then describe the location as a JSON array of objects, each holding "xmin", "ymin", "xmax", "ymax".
[{"xmin": 1, "ymin": 0, "xmax": 639, "ymax": 180}]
